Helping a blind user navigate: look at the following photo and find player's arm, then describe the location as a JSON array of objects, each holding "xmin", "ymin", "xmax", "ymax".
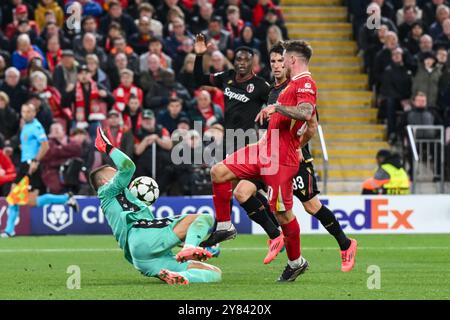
[
  {"xmin": 96, "ymin": 127, "xmax": 135, "ymax": 191},
  {"xmin": 274, "ymin": 102, "xmax": 314, "ymax": 121},
  {"xmin": 299, "ymin": 112, "xmax": 319, "ymax": 148},
  {"xmin": 193, "ymin": 33, "xmax": 216, "ymax": 87}
]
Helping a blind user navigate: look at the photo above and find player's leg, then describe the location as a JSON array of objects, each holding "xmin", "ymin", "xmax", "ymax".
[
  {"xmin": 233, "ymin": 180, "xmax": 284, "ymax": 264},
  {"xmin": 210, "ymin": 162, "xmax": 236, "ymax": 233},
  {"xmin": 172, "ymin": 214, "xmax": 215, "ymax": 262},
  {"xmin": 29, "ymin": 191, "xmax": 79, "ymax": 212},
  {"xmin": 158, "ymin": 260, "xmax": 222, "ymax": 285},
  {"xmin": 293, "ymin": 163, "xmax": 357, "ymax": 272},
  {"xmin": 265, "ymin": 165, "xmax": 309, "ymax": 282}
]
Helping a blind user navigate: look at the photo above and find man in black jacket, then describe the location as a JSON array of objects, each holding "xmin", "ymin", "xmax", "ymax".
[{"xmin": 0, "ymin": 67, "xmax": 28, "ymax": 113}]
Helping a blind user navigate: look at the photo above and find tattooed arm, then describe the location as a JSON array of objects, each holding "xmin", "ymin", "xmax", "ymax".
[{"xmin": 274, "ymin": 102, "xmax": 314, "ymax": 121}]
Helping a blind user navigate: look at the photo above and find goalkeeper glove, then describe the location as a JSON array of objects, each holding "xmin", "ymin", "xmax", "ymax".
[{"xmin": 95, "ymin": 127, "xmax": 114, "ymax": 155}]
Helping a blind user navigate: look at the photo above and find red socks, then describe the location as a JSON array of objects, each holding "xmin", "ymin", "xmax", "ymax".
[
  {"xmin": 212, "ymin": 181, "xmax": 233, "ymax": 222},
  {"xmin": 281, "ymin": 218, "xmax": 301, "ymax": 261}
]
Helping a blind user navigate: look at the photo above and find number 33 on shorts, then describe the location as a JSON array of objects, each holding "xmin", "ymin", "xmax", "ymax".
[{"xmin": 292, "ymin": 176, "xmax": 305, "ymax": 190}]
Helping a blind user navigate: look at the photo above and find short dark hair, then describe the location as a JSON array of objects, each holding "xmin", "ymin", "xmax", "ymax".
[
  {"xmin": 210, "ymin": 16, "xmax": 223, "ymax": 25},
  {"xmin": 89, "ymin": 165, "xmax": 112, "ymax": 192},
  {"xmin": 284, "ymin": 40, "xmax": 313, "ymax": 62},
  {"xmin": 269, "ymin": 41, "xmax": 285, "ymax": 57},
  {"xmin": 234, "ymin": 46, "xmax": 254, "ymax": 57},
  {"xmin": 168, "ymin": 97, "xmax": 182, "ymax": 105}
]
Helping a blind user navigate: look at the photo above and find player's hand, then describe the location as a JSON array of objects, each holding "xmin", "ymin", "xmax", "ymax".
[
  {"xmin": 194, "ymin": 34, "xmax": 210, "ymax": 55},
  {"xmin": 28, "ymin": 161, "xmax": 39, "ymax": 175},
  {"xmin": 255, "ymin": 105, "xmax": 276, "ymax": 126},
  {"xmin": 95, "ymin": 127, "xmax": 114, "ymax": 155}
]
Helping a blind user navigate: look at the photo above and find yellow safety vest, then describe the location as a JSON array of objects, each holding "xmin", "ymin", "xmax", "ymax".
[{"xmin": 381, "ymin": 164, "xmax": 410, "ymax": 195}]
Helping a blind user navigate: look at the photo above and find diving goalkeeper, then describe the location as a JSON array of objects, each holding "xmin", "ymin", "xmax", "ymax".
[{"xmin": 89, "ymin": 127, "xmax": 221, "ymax": 285}]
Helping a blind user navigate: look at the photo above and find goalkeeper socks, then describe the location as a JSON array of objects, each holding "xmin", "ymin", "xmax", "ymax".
[
  {"xmin": 281, "ymin": 218, "xmax": 301, "ymax": 261},
  {"xmin": 5, "ymin": 205, "xmax": 19, "ymax": 235},
  {"xmin": 178, "ymin": 268, "xmax": 222, "ymax": 283},
  {"xmin": 255, "ymin": 191, "xmax": 280, "ymax": 228},
  {"xmin": 36, "ymin": 194, "xmax": 69, "ymax": 207},
  {"xmin": 212, "ymin": 181, "xmax": 233, "ymax": 224},
  {"xmin": 241, "ymin": 196, "xmax": 280, "ymax": 239},
  {"xmin": 313, "ymin": 205, "xmax": 351, "ymax": 251},
  {"xmin": 184, "ymin": 214, "xmax": 215, "ymax": 247}
]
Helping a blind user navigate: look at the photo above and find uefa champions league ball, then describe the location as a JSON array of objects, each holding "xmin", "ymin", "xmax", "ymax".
[{"xmin": 129, "ymin": 176, "xmax": 160, "ymax": 205}]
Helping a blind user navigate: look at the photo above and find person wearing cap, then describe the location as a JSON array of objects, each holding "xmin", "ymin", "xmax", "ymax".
[
  {"xmin": 134, "ymin": 109, "xmax": 173, "ymax": 191},
  {"xmin": 139, "ymin": 37, "xmax": 173, "ymax": 73},
  {"xmin": 35, "ymin": 0, "xmax": 64, "ymax": 30},
  {"xmin": 101, "ymin": 109, "xmax": 134, "ymax": 167},
  {"xmin": 157, "ymin": 97, "xmax": 189, "ymax": 134},
  {"xmin": 62, "ymin": 64, "xmax": 114, "ymax": 139},
  {"xmin": 5, "ymin": 4, "xmax": 40, "ymax": 39},
  {"xmin": 53, "ymin": 49, "xmax": 78, "ymax": 95},
  {"xmin": 112, "ymin": 68, "xmax": 143, "ymax": 113},
  {"xmin": 412, "ymin": 51, "xmax": 442, "ymax": 107}
]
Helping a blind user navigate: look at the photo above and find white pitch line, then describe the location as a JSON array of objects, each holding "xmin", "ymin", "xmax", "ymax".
[{"xmin": 0, "ymin": 246, "xmax": 448, "ymax": 253}]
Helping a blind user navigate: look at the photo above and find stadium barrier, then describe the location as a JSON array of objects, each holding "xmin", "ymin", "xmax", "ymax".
[{"xmin": 1, "ymin": 195, "xmax": 450, "ymax": 236}]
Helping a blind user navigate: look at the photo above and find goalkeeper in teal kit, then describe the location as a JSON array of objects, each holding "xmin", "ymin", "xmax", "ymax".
[{"xmin": 89, "ymin": 128, "xmax": 221, "ymax": 285}]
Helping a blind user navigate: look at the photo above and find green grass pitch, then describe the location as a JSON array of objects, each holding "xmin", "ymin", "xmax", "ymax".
[{"xmin": 0, "ymin": 234, "xmax": 449, "ymax": 299}]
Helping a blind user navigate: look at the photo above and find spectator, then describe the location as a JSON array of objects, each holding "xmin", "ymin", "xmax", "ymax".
[
  {"xmin": 73, "ymin": 15, "xmax": 104, "ymax": 51},
  {"xmin": 123, "ymin": 94, "xmax": 143, "ymax": 135},
  {"xmin": 41, "ymin": 122, "xmax": 83, "ymax": 194},
  {"xmin": 225, "ymin": 5, "xmax": 245, "ymax": 44},
  {"xmin": 435, "ymin": 18, "xmax": 450, "ymax": 49},
  {"xmin": 396, "ymin": 0, "xmax": 423, "ymax": 26},
  {"xmin": 216, "ymin": 0, "xmax": 253, "ymax": 24},
  {"xmin": 134, "ymin": 109, "xmax": 173, "ymax": 193},
  {"xmin": 373, "ymin": 31, "xmax": 403, "ymax": 87},
  {"xmin": 74, "ymin": 32, "xmax": 108, "ymax": 70},
  {"xmin": 35, "ymin": 0, "xmax": 64, "ymax": 30},
  {"xmin": 202, "ymin": 16, "xmax": 231, "ymax": 55},
  {"xmin": 62, "ymin": 64, "xmax": 113, "ymax": 138},
  {"xmin": 139, "ymin": 53, "xmax": 173, "ymax": 94},
  {"xmin": 255, "ymin": 7, "xmax": 289, "ymax": 41},
  {"xmin": 397, "ymin": 5, "xmax": 421, "ymax": 42},
  {"xmin": 45, "ymin": 35, "xmax": 62, "ymax": 74},
  {"xmin": 364, "ymin": 24, "xmax": 389, "ymax": 74},
  {"xmin": 99, "ymin": 0, "xmax": 138, "ymax": 39},
  {"xmin": 233, "ymin": 24, "xmax": 261, "ymax": 54},
  {"xmin": 53, "ymin": 49, "xmax": 78, "ymax": 98},
  {"xmin": 101, "ymin": 22, "xmax": 123, "ymax": 53},
  {"xmin": 261, "ymin": 24, "xmax": 284, "ymax": 64},
  {"xmin": 177, "ymin": 53, "xmax": 196, "ymax": 96},
  {"xmin": 27, "ymin": 92, "xmax": 54, "ymax": 134},
  {"xmin": 362, "ymin": 149, "xmax": 410, "ymax": 195},
  {"xmin": 129, "ymin": 16, "xmax": 154, "ymax": 55},
  {"xmin": 69, "ymin": 128, "xmax": 95, "ymax": 194},
  {"xmin": 135, "ymin": 2, "xmax": 163, "ymax": 38},
  {"xmin": 415, "ymin": 34, "xmax": 434, "ymax": 61},
  {"xmin": 190, "ymin": 2, "xmax": 214, "ymax": 35},
  {"xmin": 101, "ymin": 110, "xmax": 135, "ymax": 165},
  {"xmin": 0, "ymin": 148, "xmax": 16, "ymax": 197},
  {"xmin": 112, "ymin": 68, "xmax": 143, "ymax": 113},
  {"xmin": 0, "ymin": 67, "xmax": 29, "ymax": 113},
  {"xmin": 423, "ymin": 0, "xmax": 449, "ymax": 27},
  {"xmin": 139, "ymin": 37, "xmax": 173, "ymax": 73},
  {"xmin": 163, "ymin": 6, "xmax": 186, "ymax": 38},
  {"xmin": 429, "ymin": 4, "xmax": 450, "ymax": 39},
  {"xmin": 172, "ymin": 37, "xmax": 194, "ymax": 75},
  {"xmin": 86, "ymin": 53, "xmax": 111, "ymax": 91},
  {"xmin": 157, "ymin": 0, "xmax": 189, "ymax": 26},
  {"xmin": 36, "ymin": 21, "xmax": 71, "ymax": 53},
  {"xmin": 252, "ymin": 0, "xmax": 282, "ymax": 28},
  {"xmin": 208, "ymin": 50, "xmax": 233, "ymax": 74},
  {"xmin": 108, "ymin": 35, "xmax": 140, "ymax": 75},
  {"xmin": 0, "ymin": 91, "xmax": 20, "ymax": 141},
  {"xmin": 164, "ymin": 17, "xmax": 194, "ymax": 58},
  {"xmin": 437, "ymin": 47, "xmax": 450, "ymax": 90},
  {"xmin": 379, "ymin": 48, "xmax": 414, "ymax": 144},
  {"xmin": 402, "ymin": 21, "xmax": 425, "ymax": 55},
  {"xmin": 12, "ymin": 33, "xmax": 46, "ymax": 77},
  {"xmin": 412, "ymin": 52, "xmax": 442, "ymax": 108},
  {"xmin": 373, "ymin": 0, "xmax": 397, "ymax": 22},
  {"xmin": 5, "ymin": 4, "xmax": 40, "ymax": 39},
  {"xmin": 189, "ymin": 90, "xmax": 224, "ymax": 131},
  {"xmin": 157, "ymin": 97, "xmax": 189, "ymax": 134}
]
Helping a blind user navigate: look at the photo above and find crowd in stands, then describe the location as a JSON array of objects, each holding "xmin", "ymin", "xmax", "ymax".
[
  {"xmin": 0, "ymin": 0, "xmax": 288, "ymax": 196},
  {"xmin": 347, "ymin": 0, "xmax": 450, "ymax": 179}
]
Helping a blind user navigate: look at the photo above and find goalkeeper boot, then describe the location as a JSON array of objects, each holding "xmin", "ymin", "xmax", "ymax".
[
  {"xmin": 176, "ymin": 246, "xmax": 213, "ymax": 263},
  {"xmin": 341, "ymin": 238, "xmax": 358, "ymax": 272},
  {"xmin": 66, "ymin": 192, "xmax": 80, "ymax": 213},
  {"xmin": 200, "ymin": 223, "xmax": 237, "ymax": 247},
  {"xmin": 277, "ymin": 257, "xmax": 309, "ymax": 282},
  {"xmin": 263, "ymin": 232, "xmax": 284, "ymax": 264},
  {"xmin": 159, "ymin": 269, "xmax": 189, "ymax": 285}
]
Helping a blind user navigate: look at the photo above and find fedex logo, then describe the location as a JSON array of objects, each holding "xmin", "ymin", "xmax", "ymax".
[{"xmin": 312, "ymin": 199, "xmax": 413, "ymax": 230}]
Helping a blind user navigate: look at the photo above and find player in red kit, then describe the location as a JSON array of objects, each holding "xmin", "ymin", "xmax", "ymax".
[{"xmin": 208, "ymin": 40, "xmax": 316, "ymax": 281}]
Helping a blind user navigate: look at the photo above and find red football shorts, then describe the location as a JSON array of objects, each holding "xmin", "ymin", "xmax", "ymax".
[{"xmin": 223, "ymin": 144, "xmax": 299, "ymax": 212}]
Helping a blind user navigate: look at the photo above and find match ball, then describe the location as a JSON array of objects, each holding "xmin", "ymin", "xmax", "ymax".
[{"xmin": 129, "ymin": 176, "xmax": 160, "ymax": 205}]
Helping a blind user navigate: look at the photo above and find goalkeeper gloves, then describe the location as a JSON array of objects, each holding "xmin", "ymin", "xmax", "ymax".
[{"xmin": 95, "ymin": 127, "xmax": 114, "ymax": 155}]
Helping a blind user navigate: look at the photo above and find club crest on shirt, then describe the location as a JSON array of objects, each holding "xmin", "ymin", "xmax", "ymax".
[
  {"xmin": 246, "ymin": 83, "xmax": 255, "ymax": 93},
  {"xmin": 305, "ymin": 82, "xmax": 311, "ymax": 88}
]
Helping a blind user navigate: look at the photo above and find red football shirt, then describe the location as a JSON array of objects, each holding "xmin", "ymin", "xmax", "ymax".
[{"xmin": 260, "ymin": 71, "xmax": 317, "ymax": 167}]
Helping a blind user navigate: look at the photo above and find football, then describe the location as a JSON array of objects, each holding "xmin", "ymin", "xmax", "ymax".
[{"xmin": 129, "ymin": 176, "xmax": 160, "ymax": 205}]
